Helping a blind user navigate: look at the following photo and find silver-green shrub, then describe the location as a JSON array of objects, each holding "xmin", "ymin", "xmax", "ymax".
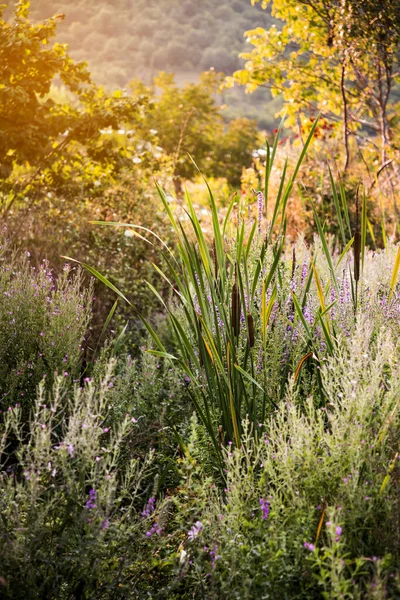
[
  {"xmin": 0, "ymin": 365, "xmax": 154, "ymax": 599},
  {"xmin": 0, "ymin": 239, "xmax": 92, "ymax": 413}
]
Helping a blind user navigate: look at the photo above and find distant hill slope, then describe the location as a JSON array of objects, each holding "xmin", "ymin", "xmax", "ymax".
[{"xmin": 30, "ymin": 0, "xmax": 274, "ymax": 86}]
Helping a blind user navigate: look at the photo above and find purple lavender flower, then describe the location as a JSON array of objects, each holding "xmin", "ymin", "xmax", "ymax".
[
  {"xmin": 303, "ymin": 304, "xmax": 314, "ymax": 325},
  {"xmin": 330, "ymin": 286, "xmax": 336, "ymax": 319},
  {"xmin": 188, "ymin": 521, "xmax": 203, "ymax": 541},
  {"xmin": 257, "ymin": 191, "xmax": 264, "ymax": 233},
  {"xmin": 85, "ymin": 488, "xmax": 97, "ymax": 510},
  {"xmin": 146, "ymin": 523, "xmax": 162, "ymax": 537},
  {"xmin": 141, "ymin": 496, "xmax": 156, "ymax": 518},
  {"xmin": 300, "ymin": 261, "xmax": 308, "ymax": 285},
  {"xmin": 259, "ymin": 497, "xmax": 269, "ymax": 519},
  {"xmin": 209, "ymin": 543, "xmax": 218, "ymax": 571},
  {"xmin": 304, "ymin": 542, "xmax": 315, "ymax": 552}
]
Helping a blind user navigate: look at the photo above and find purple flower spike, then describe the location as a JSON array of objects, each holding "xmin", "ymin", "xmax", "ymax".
[
  {"xmin": 259, "ymin": 497, "xmax": 269, "ymax": 519},
  {"xmin": 257, "ymin": 191, "xmax": 264, "ymax": 233},
  {"xmin": 85, "ymin": 488, "xmax": 97, "ymax": 510},
  {"xmin": 187, "ymin": 521, "xmax": 203, "ymax": 541},
  {"xmin": 141, "ymin": 496, "xmax": 156, "ymax": 518}
]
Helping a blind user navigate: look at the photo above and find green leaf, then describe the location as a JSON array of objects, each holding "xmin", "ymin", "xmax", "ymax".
[{"xmin": 61, "ymin": 256, "xmax": 132, "ymax": 306}]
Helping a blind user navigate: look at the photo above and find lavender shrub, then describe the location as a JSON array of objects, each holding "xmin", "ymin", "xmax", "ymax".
[{"xmin": 0, "ymin": 239, "xmax": 92, "ymax": 413}]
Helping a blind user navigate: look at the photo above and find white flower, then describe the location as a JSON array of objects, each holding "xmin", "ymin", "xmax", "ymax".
[{"xmin": 179, "ymin": 549, "xmax": 187, "ymax": 564}]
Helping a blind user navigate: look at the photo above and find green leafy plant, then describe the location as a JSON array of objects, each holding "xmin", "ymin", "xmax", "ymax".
[{"xmin": 0, "ymin": 239, "xmax": 92, "ymax": 414}]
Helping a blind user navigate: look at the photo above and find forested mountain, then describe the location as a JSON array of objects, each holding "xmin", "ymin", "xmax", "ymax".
[{"xmin": 30, "ymin": 0, "xmax": 273, "ymax": 86}]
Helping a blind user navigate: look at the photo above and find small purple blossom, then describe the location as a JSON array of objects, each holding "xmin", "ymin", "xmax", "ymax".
[
  {"xmin": 85, "ymin": 488, "xmax": 97, "ymax": 510},
  {"xmin": 141, "ymin": 497, "xmax": 156, "ymax": 518},
  {"xmin": 146, "ymin": 523, "xmax": 162, "ymax": 537},
  {"xmin": 304, "ymin": 542, "xmax": 315, "ymax": 552},
  {"xmin": 257, "ymin": 191, "xmax": 264, "ymax": 233},
  {"xmin": 209, "ymin": 543, "xmax": 219, "ymax": 571},
  {"xmin": 188, "ymin": 521, "xmax": 203, "ymax": 541},
  {"xmin": 303, "ymin": 304, "xmax": 314, "ymax": 325},
  {"xmin": 259, "ymin": 497, "xmax": 269, "ymax": 519},
  {"xmin": 300, "ymin": 261, "xmax": 308, "ymax": 284}
]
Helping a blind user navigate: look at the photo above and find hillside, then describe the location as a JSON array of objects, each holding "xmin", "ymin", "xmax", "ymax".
[
  {"xmin": 30, "ymin": 0, "xmax": 273, "ymax": 84},
  {"xmin": 28, "ymin": 0, "xmax": 279, "ymax": 128}
]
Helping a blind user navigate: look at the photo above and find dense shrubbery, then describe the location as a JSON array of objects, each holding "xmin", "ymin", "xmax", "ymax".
[
  {"xmin": 0, "ymin": 238, "xmax": 92, "ymax": 414},
  {"xmin": 2, "ymin": 3, "xmax": 400, "ymax": 598},
  {"xmin": 2, "ymin": 223, "xmax": 400, "ymax": 597},
  {"xmin": 0, "ymin": 366, "xmax": 155, "ymax": 599}
]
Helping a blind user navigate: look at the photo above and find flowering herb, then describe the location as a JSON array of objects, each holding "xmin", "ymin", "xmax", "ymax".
[
  {"xmin": 259, "ymin": 498, "xmax": 269, "ymax": 519},
  {"xmin": 85, "ymin": 489, "xmax": 97, "ymax": 510},
  {"xmin": 187, "ymin": 521, "xmax": 203, "ymax": 541}
]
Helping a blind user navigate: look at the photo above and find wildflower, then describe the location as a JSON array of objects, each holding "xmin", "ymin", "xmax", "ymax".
[
  {"xmin": 146, "ymin": 523, "xmax": 162, "ymax": 537},
  {"xmin": 300, "ymin": 261, "xmax": 308, "ymax": 284},
  {"xmin": 335, "ymin": 526, "xmax": 342, "ymax": 541},
  {"xmin": 67, "ymin": 443, "xmax": 74, "ymax": 457},
  {"xmin": 209, "ymin": 544, "xmax": 219, "ymax": 571},
  {"xmin": 101, "ymin": 519, "xmax": 110, "ymax": 530},
  {"xmin": 85, "ymin": 488, "xmax": 97, "ymax": 510},
  {"xmin": 187, "ymin": 521, "xmax": 203, "ymax": 541},
  {"xmin": 179, "ymin": 549, "xmax": 188, "ymax": 564},
  {"xmin": 141, "ymin": 497, "xmax": 156, "ymax": 518},
  {"xmin": 259, "ymin": 497, "xmax": 269, "ymax": 519},
  {"xmin": 303, "ymin": 304, "xmax": 314, "ymax": 324},
  {"xmin": 304, "ymin": 542, "xmax": 315, "ymax": 551},
  {"xmin": 257, "ymin": 191, "xmax": 264, "ymax": 233}
]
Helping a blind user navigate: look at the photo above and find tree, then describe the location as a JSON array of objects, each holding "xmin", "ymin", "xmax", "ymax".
[
  {"xmin": 0, "ymin": 1, "xmax": 148, "ymax": 210},
  {"xmin": 130, "ymin": 71, "xmax": 259, "ymax": 193},
  {"xmin": 228, "ymin": 0, "xmax": 400, "ymax": 170}
]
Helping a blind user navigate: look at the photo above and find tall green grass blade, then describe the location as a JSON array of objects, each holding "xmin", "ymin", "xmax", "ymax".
[
  {"xmin": 292, "ymin": 291, "xmax": 311, "ymax": 338},
  {"xmin": 339, "ymin": 178, "xmax": 352, "ymax": 239},
  {"xmin": 389, "ymin": 246, "xmax": 400, "ymax": 302},
  {"xmin": 309, "ymin": 199, "xmax": 339, "ymax": 293},
  {"xmin": 223, "ymin": 193, "xmax": 237, "ymax": 236},
  {"xmin": 361, "ymin": 185, "xmax": 367, "ymax": 273},
  {"xmin": 328, "ymin": 164, "xmax": 346, "ymax": 246},
  {"xmin": 234, "ymin": 364, "xmax": 265, "ymax": 394},
  {"xmin": 94, "ymin": 298, "xmax": 118, "ymax": 355},
  {"xmin": 336, "ymin": 237, "xmax": 354, "ymax": 268},
  {"xmin": 62, "ymin": 257, "xmax": 133, "ymax": 306}
]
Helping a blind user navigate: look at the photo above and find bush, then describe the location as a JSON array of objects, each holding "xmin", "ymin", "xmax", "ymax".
[
  {"xmin": 0, "ymin": 365, "xmax": 155, "ymax": 599},
  {"xmin": 0, "ymin": 239, "xmax": 92, "ymax": 414}
]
